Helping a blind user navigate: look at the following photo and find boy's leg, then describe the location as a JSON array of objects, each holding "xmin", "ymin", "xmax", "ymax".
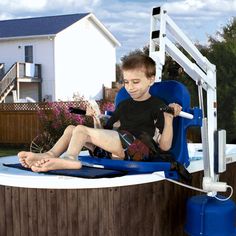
[
  {"xmin": 49, "ymin": 125, "xmax": 76, "ymax": 156},
  {"xmin": 65, "ymin": 125, "xmax": 125, "ymax": 159},
  {"xmin": 31, "ymin": 158, "xmax": 82, "ymax": 172},
  {"xmin": 18, "ymin": 125, "xmax": 75, "ymax": 167},
  {"xmin": 31, "ymin": 125, "xmax": 125, "ymax": 172}
]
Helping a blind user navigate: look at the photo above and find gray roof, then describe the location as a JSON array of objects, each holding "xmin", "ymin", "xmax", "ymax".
[{"xmin": 0, "ymin": 13, "xmax": 90, "ymax": 38}]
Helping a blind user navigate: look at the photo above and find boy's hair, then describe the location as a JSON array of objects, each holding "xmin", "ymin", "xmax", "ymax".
[{"xmin": 121, "ymin": 54, "xmax": 156, "ymax": 78}]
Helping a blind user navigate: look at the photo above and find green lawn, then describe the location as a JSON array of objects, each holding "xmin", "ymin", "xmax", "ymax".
[{"xmin": 0, "ymin": 147, "xmax": 23, "ymax": 157}]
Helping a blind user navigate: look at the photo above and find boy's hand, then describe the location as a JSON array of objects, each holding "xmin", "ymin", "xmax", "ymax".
[
  {"xmin": 85, "ymin": 100, "xmax": 101, "ymax": 117},
  {"xmin": 160, "ymin": 103, "xmax": 182, "ymax": 118},
  {"xmin": 168, "ymin": 103, "xmax": 182, "ymax": 117},
  {"xmin": 86, "ymin": 105, "xmax": 97, "ymax": 117}
]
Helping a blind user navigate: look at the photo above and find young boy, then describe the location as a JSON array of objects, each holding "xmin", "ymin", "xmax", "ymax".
[{"xmin": 18, "ymin": 54, "xmax": 182, "ymax": 172}]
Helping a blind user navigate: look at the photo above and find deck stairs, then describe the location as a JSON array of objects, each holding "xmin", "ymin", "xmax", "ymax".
[{"xmin": 0, "ymin": 63, "xmax": 17, "ymax": 103}]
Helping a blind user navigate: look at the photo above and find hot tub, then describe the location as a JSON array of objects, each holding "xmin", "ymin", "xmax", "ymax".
[{"xmin": 0, "ymin": 145, "xmax": 236, "ymax": 236}]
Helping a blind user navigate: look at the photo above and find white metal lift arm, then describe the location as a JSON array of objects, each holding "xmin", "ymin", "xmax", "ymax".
[{"xmin": 149, "ymin": 6, "xmax": 221, "ymax": 192}]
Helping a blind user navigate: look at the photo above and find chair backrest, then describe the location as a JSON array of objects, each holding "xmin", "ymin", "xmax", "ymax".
[{"xmin": 115, "ymin": 80, "xmax": 202, "ymax": 167}]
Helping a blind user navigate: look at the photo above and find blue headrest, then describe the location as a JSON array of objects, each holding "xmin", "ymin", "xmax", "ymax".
[{"xmin": 115, "ymin": 80, "xmax": 201, "ymax": 167}]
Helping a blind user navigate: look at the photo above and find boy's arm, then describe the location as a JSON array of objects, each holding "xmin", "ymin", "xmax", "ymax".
[
  {"xmin": 103, "ymin": 114, "xmax": 119, "ymax": 129},
  {"xmin": 158, "ymin": 114, "xmax": 174, "ymax": 151},
  {"xmin": 158, "ymin": 103, "xmax": 182, "ymax": 151},
  {"xmin": 85, "ymin": 103, "xmax": 103, "ymax": 128},
  {"xmin": 92, "ymin": 116, "xmax": 103, "ymax": 129},
  {"xmin": 69, "ymin": 106, "xmax": 103, "ymax": 128},
  {"xmin": 103, "ymin": 106, "xmax": 120, "ymax": 130},
  {"xmin": 87, "ymin": 103, "xmax": 119, "ymax": 129}
]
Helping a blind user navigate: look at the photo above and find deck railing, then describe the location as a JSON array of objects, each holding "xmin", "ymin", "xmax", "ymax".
[
  {"xmin": 0, "ymin": 63, "xmax": 17, "ymax": 96},
  {"xmin": 18, "ymin": 63, "xmax": 41, "ymax": 79},
  {"xmin": 0, "ymin": 62, "xmax": 42, "ymax": 103}
]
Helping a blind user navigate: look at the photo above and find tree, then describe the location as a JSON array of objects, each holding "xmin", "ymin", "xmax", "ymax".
[
  {"xmin": 200, "ymin": 17, "xmax": 236, "ymax": 142},
  {"xmin": 120, "ymin": 48, "xmax": 147, "ymax": 62},
  {"xmin": 116, "ymin": 64, "xmax": 123, "ymax": 82}
]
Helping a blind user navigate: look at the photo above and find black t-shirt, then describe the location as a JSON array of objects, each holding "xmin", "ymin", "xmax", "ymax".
[{"xmin": 105, "ymin": 96, "xmax": 165, "ymax": 138}]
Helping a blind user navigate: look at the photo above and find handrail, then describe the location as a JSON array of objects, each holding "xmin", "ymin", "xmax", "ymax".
[
  {"xmin": 0, "ymin": 62, "xmax": 42, "ymax": 100},
  {"xmin": 0, "ymin": 63, "xmax": 17, "ymax": 96}
]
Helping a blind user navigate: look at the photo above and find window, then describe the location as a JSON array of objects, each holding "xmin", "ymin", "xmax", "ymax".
[{"xmin": 25, "ymin": 45, "xmax": 33, "ymax": 63}]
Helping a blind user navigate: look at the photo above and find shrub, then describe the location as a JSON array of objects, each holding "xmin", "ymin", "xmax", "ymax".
[
  {"xmin": 31, "ymin": 98, "xmax": 115, "ymax": 153},
  {"xmin": 99, "ymin": 100, "xmax": 115, "ymax": 114},
  {"xmin": 38, "ymin": 102, "xmax": 85, "ymax": 143}
]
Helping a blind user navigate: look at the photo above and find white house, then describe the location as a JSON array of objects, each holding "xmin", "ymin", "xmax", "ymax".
[{"xmin": 0, "ymin": 13, "xmax": 120, "ymax": 102}]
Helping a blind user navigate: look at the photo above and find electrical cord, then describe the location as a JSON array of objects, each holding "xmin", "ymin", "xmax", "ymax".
[
  {"xmin": 214, "ymin": 185, "xmax": 234, "ymax": 201},
  {"xmin": 153, "ymin": 172, "xmax": 234, "ymax": 201}
]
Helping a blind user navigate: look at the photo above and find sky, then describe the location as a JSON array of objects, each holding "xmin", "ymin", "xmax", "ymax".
[{"xmin": 0, "ymin": 0, "xmax": 235, "ymax": 62}]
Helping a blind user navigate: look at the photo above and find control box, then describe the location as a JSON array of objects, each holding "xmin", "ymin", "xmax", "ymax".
[{"xmin": 214, "ymin": 130, "xmax": 226, "ymax": 173}]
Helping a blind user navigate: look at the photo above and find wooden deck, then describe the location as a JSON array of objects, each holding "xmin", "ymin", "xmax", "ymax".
[{"xmin": 0, "ymin": 163, "xmax": 235, "ymax": 236}]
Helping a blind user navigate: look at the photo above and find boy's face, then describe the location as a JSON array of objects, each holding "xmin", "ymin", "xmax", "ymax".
[{"xmin": 123, "ymin": 69, "xmax": 155, "ymax": 101}]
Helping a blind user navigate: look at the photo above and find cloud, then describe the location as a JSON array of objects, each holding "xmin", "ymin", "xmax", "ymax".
[
  {"xmin": 0, "ymin": 0, "xmax": 47, "ymax": 12},
  {"xmin": 0, "ymin": 0, "xmax": 101, "ymax": 17},
  {"xmin": 0, "ymin": 0, "xmax": 234, "ymax": 60},
  {"xmin": 166, "ymin": 0, "xmax": 236, "ymax": 14},
  {"xmin": 97, "ymin": 0, "xmax": 235, "ymax": 59}
]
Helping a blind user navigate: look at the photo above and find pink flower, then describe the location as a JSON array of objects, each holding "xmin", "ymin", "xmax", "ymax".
[{"xmin": 100, "ymin": 101, "xmax": 115, "ymax": 114}]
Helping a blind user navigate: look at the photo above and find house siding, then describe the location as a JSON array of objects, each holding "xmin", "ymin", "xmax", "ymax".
[
  {"xmin": 0, "ymin": 38, "xmax": 55, "ymax": 101},
  {"xmin": 54, "ymin": 17, "xmax": 116, "ymax": 100},
  {"xmin": 34, "ymin": 38, "xmax": 55, "ymax": 101},
  {"xmin": 0, "ymin": 40, "xmax": 26, "ymax": 72},
  {"xmin": 0, "ymin": 14, "xmax": 119, "ymax": 102},
  {"xmin": 19, "ymin": 83, "xmax": 40, "ymax": 101}
]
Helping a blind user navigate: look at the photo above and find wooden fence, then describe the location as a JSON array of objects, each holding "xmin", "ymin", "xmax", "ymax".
[
  {"xmin": 0, "ymin": 110, "xmax": 40, "ymax": 146},
  {"xmin": 0, "ymin": 101, "xmax": 200, "ymax": 147},
  {"xmin": 0, "ymin": 102, "xmax": 84, "ymax": 146}
]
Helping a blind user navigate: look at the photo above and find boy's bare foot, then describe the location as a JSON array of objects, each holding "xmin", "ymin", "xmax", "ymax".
[
  {"xmin": 18, "ymin": 151, "xmax": 56, "ymax": 168},
  {"xmin": 31, "ymin": 158, "xmax": 82, "ymax": 172}
]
